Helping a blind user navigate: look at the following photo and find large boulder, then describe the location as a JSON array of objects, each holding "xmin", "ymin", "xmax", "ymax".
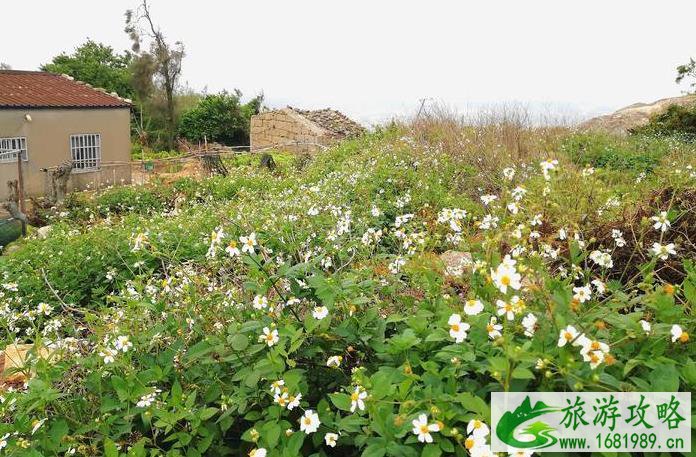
[
  {"xmin": 580, "ymin": 95, "xmax": 696, "ymax": 136},
  {"xmin": 0, "ymin": 344, "xmax": 51, "ymax": 387},
  {"xmin": 36, "ymin": 224, "xmax": 53, "ymax": 239}
]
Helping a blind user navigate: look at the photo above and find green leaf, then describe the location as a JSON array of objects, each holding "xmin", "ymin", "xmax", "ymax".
[
  {"xmin": 388, "ymin": 329, "xmax": 422, "ymax": 354},
  {"xmin": 229, "ymin": 333, "xmax": 249, "ymax": 351},
  {"xmin": 47, "ymin": 419, "xmax": 69, "ymax": 449},
  {"xmin": 111, "ymin": 375, "xmax": 129, "ymax": 402},
  {"xmin": 171, "ymin": 379, "xmax": 183, "ymax": 405},
  {"xmin": 370, "ymin": 368, "xmax": 398, "ymax": 400},
  {"xmin": 362, "ymin": 444, "xmax": 387, "ymax": 457},
  {"xmin": 439, "ymin": 438, "xmax": 455, "ymax": 453},
  {"xmin": 199, "ymin": 407, "xmax": 218, "ymax": 421},
  {"xmin": 624, "ymin": 358, "xmax": 642, "ymax": 377},
  {"xmin": 262, "ymin": 421, "xmax": 281, "ymax": 448},
  {"xmin": 104, "ymin": 439, "xmax": 119, "ymax": 457},
  {"xmin": 651, "ymin": 291, "xmax": 681, "ymax": 321},
  {"xmin": 283, "ymin": 431, "xmax": 305, "ymax": 456},
  {"xmin": 512, "ymin": 367, "xmax": 535, "ymax": 380},
  {"xmin": 650, "ymin": 363, "xmax": 680, "ymax": 391},
  {"xmin": 329, "ymin": 393, "xmax": 353, "ymax": 412},
  {"xmin": 421, "ymin": 445, "xmax": 442, "ymax": 457},
  {"xmin": 681, "ymin": 359, "xmax": 696, "ymax": 387},
  {"xmin": 185, "ymin": 340, "xmax": 213, "ymax": 361},
  {"xmin": 127, "ymin": 439, "xmax": 147, "ymax": 457}
]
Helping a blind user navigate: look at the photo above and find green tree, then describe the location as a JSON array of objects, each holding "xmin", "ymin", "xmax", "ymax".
[
  {"xmin": 41, "ymin": 40, "xmax": 133, "ymax": 99},
  {"xmin": 677, "ymin": 58, "xmax": 696, "ymax": 91},
  {"xmin": 178, "ymin": 91, "xmax": 264, "ymax": 146}
]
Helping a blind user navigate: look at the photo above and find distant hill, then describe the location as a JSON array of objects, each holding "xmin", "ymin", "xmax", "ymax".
[{"xmin": 580, "ymin": 94, "xmax": 696, "ymax": 135}]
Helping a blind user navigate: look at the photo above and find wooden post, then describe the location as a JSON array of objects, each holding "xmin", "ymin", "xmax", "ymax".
[{"xmin": 16, "ymin": 152, "xmax": 26, "ymax": 236}]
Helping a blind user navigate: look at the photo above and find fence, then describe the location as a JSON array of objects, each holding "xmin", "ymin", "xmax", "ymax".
[{"xmin": 0, "ymin": 140, "xmax": 330, "ymax": 248}]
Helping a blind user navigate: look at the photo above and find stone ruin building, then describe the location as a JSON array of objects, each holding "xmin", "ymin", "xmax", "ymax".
[{"xmin": 250, "ymin": 107, "xmax": 365, "ymax": 153}]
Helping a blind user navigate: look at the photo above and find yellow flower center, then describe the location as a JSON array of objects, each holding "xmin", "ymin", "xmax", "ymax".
[
  {"xmin": 266, "ymin": 334, "xmax": 274, "ymax": 341},
  {"xmin": 590, "ymin": 341, "xmax": 600, "ymax": 351},
  {"xmin": 501, "ymin": 276, "xmax": 511, "ymax": 286},
  {"xmin": 451, "ymin": 324, "xmax": 460, "ymax": 332},
  {"xmin": 351, "ymin": 392, "xmax": 360, "ymax": 401},
  {"xmin": 564, "ymin": 332, "xmax": 573, "ymax": 341},
  {"xmin": 486, "ymin": 324, "xmax": 494, "ymax": 332},
  {"xmin": 473, "ymin": 420, "xmax": 481, "ymax": 429},
  {"xmin": 679, "ymin": 332, "xmax": 689, "ymax": 343},
  {"xmin": 465, "ymin": 438, "xmax": 475, "ymax": 449},
  {"xmin": 420, "ymin": 425, "xmax": 430, "ymax": 434}
]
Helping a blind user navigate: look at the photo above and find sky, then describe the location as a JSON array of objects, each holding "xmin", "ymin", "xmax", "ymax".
[{"xmin": 2, "ymin": 0, "xmax": 695, "ymax": 125}]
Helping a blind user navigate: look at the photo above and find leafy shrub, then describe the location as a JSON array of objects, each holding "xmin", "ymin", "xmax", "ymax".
[
  {"xmin": 561, "ymin": 132, "xmax": 667, "ymax": 173},
  {"xmin": 631, "ymin": 103, "xmax": 696, "ymax": 140},
  {"xmin": 178, "ymin": 91, "xmax": 263, "ymax": 146}
]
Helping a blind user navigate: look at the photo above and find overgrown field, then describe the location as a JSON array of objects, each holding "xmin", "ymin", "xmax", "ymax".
[{"xmin": 0, "ymin": 123, "xmax": 695, "ymax": 457}]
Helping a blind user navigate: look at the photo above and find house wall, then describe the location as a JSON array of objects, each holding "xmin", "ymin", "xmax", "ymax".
[
  {"xmin": 250, "ymin": 108, "xmax": 331, "ymax": 153},
  {"xmin": 0, "ymin": 108, "xmax": 131, "ymax": 200}
]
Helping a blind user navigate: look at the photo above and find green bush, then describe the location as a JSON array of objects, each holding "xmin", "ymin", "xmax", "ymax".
[
  {"xmin": 178, "ymin": 91, "xmax": 263, "ymax": 146},
  {"xmin": 631, "ymin": 103, "xmax": 696, "ymax": 140},
  {"xmin": 561, "ymin": 132, "xmax": 667, "ymax": 173}
]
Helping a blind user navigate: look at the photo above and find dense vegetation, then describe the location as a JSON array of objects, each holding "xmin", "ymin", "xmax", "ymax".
[
  {"xmin": 39, "ymin": 2, "xmax": 263, "ymax": 152},
  {"xmin": 0, "ymin": 123, "xmax": 694, "ymax": 457},
  {"xmin": 178, "ymin": 92, "xmax": 264, "ymax": 147},
  {"xmin": 40, "ymin": 40, "xmax": 135, "ymax": 101},
  {"xmin": 631, "ymin": 104, "xmax": 696, "ymax": 141}
]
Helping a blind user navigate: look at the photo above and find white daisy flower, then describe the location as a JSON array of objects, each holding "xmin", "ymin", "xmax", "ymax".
[
  {"xmin": 463, "ymin": 299, "xmax": 484, "ymax": 316},
  {"xmin": 448, "ymin": 314, "xmax": 470, "ymax": 343},
  {"xmin": 299, "ymin": 410, "xmax": 321, "ymax": 434},
  {"xmin": 411, "ymin": 414, "xmax": 440, "ymax": 443},
  {"xmin": 259, "ymin": 327, "xmax": 279, "ymax": 347},
  {"xmin": 671, "ymin": 324, "xmax": 689, "ymax": 343}
]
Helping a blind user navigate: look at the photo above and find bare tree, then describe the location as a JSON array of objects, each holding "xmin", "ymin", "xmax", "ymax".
[{"xmin": 125, "ymin": 0, "xmax": 184, "ymax": 150}]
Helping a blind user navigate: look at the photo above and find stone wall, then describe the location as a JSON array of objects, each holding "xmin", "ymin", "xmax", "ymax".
[{"xmin": 250, "ymin": 108, "xmax": 331, "ymax": 153}]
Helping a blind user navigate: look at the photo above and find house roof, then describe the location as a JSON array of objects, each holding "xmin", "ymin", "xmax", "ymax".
[
  {"xmin": 0, "ymin": 70, "xmax": 131, "ymax": 109},
  {"xmin": 289, "ymin": 107, "xmax": 365, "ymax": 137}
]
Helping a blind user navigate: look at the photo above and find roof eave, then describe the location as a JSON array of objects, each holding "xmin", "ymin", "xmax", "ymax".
[{"xmin": 0, "ymin": 105, "xmax": 132, "ymax": 110}]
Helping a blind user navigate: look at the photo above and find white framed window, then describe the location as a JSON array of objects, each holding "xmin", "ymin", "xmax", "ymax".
[
  {"xmin": 0, "ymin": 137, "xmax": 28, "ymax": 163},
  {"xmin": 70, "ymin": 133, "xmax": 101, "ymax": 171}
]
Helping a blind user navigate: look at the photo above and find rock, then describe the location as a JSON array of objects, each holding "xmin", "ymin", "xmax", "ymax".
[
  {"xmin": 259, "ymin": 153, "xmax": 276, "ymax": 170},
  {"xmin": 0, "ymin": 344, "xmax": 51, "ymax": 386},
  {"xmin": 580, "ymin": 95, "xmax": 696, "ymax": 136},
  {"xmin": 440, "ymin": 250, "xmax": 472, "ymax": 276},
  {"xmin": 2, "ymin": 242, "xmax": 22, "ymax": 256},
  {"xmin": 36, "ymin": 224, "xmax": 53, "ymax": 239}
]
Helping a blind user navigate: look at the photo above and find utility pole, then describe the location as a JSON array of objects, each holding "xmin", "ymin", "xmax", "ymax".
[
  {"xmin": 16, "ymin": 151, "xmax": 26, "ymax": 236},
  {"xmin": 416, "ymin": 98, "xmax": 429, "ymax": 120}
]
